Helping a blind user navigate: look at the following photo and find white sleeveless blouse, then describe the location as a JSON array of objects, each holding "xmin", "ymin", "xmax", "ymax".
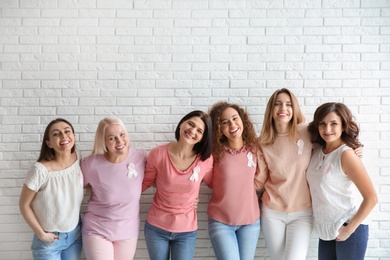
[{"xmin": 307, "ymin": 144, "xmax": 361, "ymax": 241}]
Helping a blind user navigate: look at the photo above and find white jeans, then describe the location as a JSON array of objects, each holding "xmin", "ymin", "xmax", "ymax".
[{"xmin": 261, "ymin": 204, "xmax": 313, "ymax": 260}]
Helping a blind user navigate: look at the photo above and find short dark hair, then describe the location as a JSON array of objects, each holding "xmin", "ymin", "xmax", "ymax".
[
  {"xmin": 37, "ymin": 118, "xmax": 76, "ymax": 162},
  {"xmin": 175, "ymin": 110, "xmax": 212, "ymax": 161}
]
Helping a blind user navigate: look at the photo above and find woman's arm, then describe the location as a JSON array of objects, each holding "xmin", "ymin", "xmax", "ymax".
[
  {"xmin": 142, "ymin": 150, "xmax": 158, "ymax": 192},
  {"xmin": 254, "ymin": 150, "xmax": 267, "ymax": 191},
  {"xmin": 336, "ymin": 149, "xmax": 378, "ymax": 241},
  {"xmin": 19, "ymin": 185, "xmax": 60, "ymax": 243},
  {"xmin": 202, "ymin": 156, "xmax": 214, "ymax": 189}
]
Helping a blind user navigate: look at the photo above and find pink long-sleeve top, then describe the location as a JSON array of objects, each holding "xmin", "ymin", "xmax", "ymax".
[
  {"xmin": 142, "ymin": 143, "xmax": 213, "ymax": 232},
  {"xmin": 258, "ymin": 124, "xmax": 313, "ymax": 213},
  {"xmin": 207, "ymin": 146, "xmax": 261, "ymax": 225}
]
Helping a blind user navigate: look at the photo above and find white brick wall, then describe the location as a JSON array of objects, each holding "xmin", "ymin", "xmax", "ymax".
[{"xmin": 0, "ymin": 0, "xmax": 389, "ymax": 259}]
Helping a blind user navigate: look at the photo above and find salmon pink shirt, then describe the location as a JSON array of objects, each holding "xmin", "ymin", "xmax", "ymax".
[
  {"xmin": 142, "ymin": 143, "xmax": 213, "ymax": 232},
  {"xmin": 207, "ymin": 146, "xmax": 261, "ymax": 225}
]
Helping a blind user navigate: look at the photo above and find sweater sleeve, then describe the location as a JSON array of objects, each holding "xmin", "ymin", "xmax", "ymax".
[{"xmin": 254, "ymin": 149, "xmax": 268, "ymax": 190}]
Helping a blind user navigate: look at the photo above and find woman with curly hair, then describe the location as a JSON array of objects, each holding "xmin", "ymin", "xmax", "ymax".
[
  {"xmin": 306, "ymin": 102, "xmax": 377, "ymax": 260},
  {"xmin": 206, "ymin": 101, "xmax": 263, "ymax": 260}
]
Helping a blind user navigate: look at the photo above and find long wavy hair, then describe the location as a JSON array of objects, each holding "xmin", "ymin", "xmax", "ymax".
[
  {"xmin": 308, "ymin": 102, "xmax": 361, "ymax": 149},
  {"xmin": 259, "ymin": 88, "xmax": 305, "ymax": 145},
  {"xmin": 209, "ymin": 102, "xmax": 258, "ymax": 162},
  {"xmin": 175, "ymin": 110, "xmax": 212, "ymax": 161},
  {"xmin": 37, "ymin": 118, "xmax": 76, "ymax": 162}
]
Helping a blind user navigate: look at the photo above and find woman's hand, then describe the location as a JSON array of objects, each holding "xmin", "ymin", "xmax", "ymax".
[
  {"xmin": 336, "ymin": 225, "xmax": 353, "ymax": 242},
  {"xmin": 354, "ymin": 145, "xmax": 364, "ymax": 158},
  {"xmin": 39, "ymin": 232, "xmax": 60, "ymax": 243},
  {"xmin": 193, "ymin": 197, "xmax": 199, "ymax": 209}
]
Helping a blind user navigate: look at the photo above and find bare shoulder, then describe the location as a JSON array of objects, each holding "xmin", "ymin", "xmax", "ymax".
[{"xmin": 341, "ymin": 148, "xmax": 365, "ymax": 177}]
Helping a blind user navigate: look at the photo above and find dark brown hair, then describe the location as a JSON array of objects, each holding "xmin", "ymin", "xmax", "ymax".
[
  {"xmin": 308, "ymin": 102, "xmax": 361, "ymax": 149},
  {"xmin": 175, "ymin": 110, "xmax": 212, "ymax": 161},
  {"xmin": 37, "ymin": 118, "xmax": 76, "ymax": 162}
]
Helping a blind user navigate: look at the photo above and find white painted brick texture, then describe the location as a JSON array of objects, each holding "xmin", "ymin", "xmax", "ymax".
[{"xmin": 0, "ymin": 0, "xmax": 389, "ymax": 259}]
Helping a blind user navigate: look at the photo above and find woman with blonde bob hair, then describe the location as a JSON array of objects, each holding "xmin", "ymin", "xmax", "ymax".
[
  {"xmin": 92, "ymin": 116, "xmax": 129, "ymax": 155},
  {"xmin": 81, "ymin": 116, "xmax": 147, "ymax": 260}
]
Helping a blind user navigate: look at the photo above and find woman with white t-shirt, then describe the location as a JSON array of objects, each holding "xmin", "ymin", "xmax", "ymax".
[{"xmin": 19, "ymin": 118, "xmax": 83, "ymax": 260}]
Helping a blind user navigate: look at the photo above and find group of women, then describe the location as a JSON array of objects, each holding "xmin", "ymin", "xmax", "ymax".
[{"xmin": 19, "ymin": 88, "xmax": 378, "ymax": 260}]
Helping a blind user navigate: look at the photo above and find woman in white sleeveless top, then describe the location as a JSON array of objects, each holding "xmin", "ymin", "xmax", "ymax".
[{"xmin": 307, "ymin": 102, "xmax": 377, "ymax": 260}]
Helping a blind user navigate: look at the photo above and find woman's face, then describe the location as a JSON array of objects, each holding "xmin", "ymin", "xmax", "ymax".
[
  {"xmin": 46, "ymin": 121, "xmax": 75, "ymax": 153},
  {"xmin": 272, "ymin": 92, "xmax": 293, "ymax": 125},
  {"xmin": 104, "ymin": 124, "xmax": 129, "ymax": 155},
  {"xmin": 178, "ymin": 116, "xmax": 205, "ymax": 145},
  {"xmin": 220, "ymin": 107, "xmax": 244, "ymax": 142},
  {"xmin": 318, "ymin": 112, "xmax": 344, "ymax": 144}
]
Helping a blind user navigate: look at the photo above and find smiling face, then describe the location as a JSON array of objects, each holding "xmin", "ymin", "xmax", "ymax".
[
  {"xmin": 178, "ymin": 116, "xmax": 205, "ymax": 145},
  {"xmin": 272, "ymin": 92, "xmax": 293, "ymax": 125},
  {"xmin": 220, "ymin": 107, "xmax": 244, "ymax": 142},
  {"xmin": 104, "ymin": 124, "xmax": 129, "ymax": 156},
  {"xmin": 318, "ymin": 111, "xmax": 344, "ymax": 145},
  {"xmin": 46, "ymin": 121, "xmax": 75, "ymax": 153}
]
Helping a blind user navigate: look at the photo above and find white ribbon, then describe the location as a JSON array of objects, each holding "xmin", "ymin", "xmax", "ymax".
[
  {"xmin": 247, "ymin": 152, "xmax": 256, "ymax": 167},
  {"xmin": 297, "ymin": 139, "xmax": 304, "ymax": 155},
  {"xmin": 127, "ymin": 163, "xmax": 138, "ymax": 179},
  {"xmin": 189, "ymin": 166, "xmax": 200, "ymax": 182},
  {"xmin": 324, "ymin": 163, "xmax": 334, "ymax": 177}
]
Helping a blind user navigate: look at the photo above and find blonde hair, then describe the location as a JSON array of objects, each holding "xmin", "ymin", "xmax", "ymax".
[
  {"xmin": 259, "ymin": 88, "xmax": 305, "ymax": 145},
  {"xmin": 92, "ymin": 116, "xmax": 128, "ymax": 155}
]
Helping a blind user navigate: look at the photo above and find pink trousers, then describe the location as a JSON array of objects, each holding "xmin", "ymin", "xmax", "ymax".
[{"xmin": 83, "ymin": 235, "xmax": 138, "ymax": 260}]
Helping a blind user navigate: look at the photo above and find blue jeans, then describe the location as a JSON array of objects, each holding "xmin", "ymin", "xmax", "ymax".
[
  {"xmin": 31, "ymin": 220, "xmax": 82, "ymax": 260},
  {"xmin": 318, "ymin": 224, "xmax": 369, "ymax": 260},
  {"xmin": 144, "ymin": 221, "xmax": 197, "ymax": 260},
  {"xmin": 208, "ymin": 218, "xmax": 260, "ymax": 260}
]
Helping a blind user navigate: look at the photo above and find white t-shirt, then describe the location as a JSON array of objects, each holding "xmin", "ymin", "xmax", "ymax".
[{"xmin": 24, "ymin": 159, "xmax": 84, "ymax": 232}]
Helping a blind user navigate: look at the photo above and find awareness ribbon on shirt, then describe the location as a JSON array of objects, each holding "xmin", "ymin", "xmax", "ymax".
[
  {"xmin": 247, "ymin": 152, "xmax": 256, "ymax": 167},
  {"xmin": 297, "ymin": 139, "xmax": 304, "ymax": 155},
  {"xmin": 127, "ymin": 163, "xmax": 138, "ymax": 179},
  {"xmin": 189, "ymin": 166, "xmax": 200, "ymax": 182}
]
